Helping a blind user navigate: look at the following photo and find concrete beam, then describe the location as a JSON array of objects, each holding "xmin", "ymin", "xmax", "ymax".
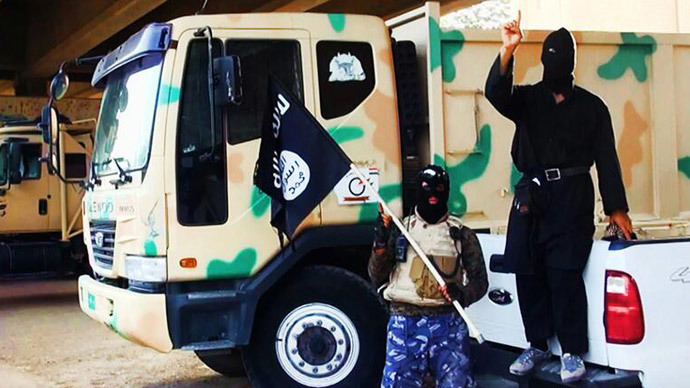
[
  {"xmin": 25, "ymin": 0, "xmax": 169, "ymax": 78},
  {"xmin": 14, "ymin": 78, "xmax": 46, "ymax": 97},
  {"xmin": 253, "ymin": 0, "xmax": 331, "ymax": 12},
  {"xmin": 0, "ymin": 80, "xmax": 14, "ymax": 97},
  {"xmin": 64, "ymin": 82, "xmax": 95, "ymax": 99},
  {"xmin": 0, "ymin": 2, "xmax": 26, "ymax": 71},
  {"xmin": 309, "ymin": 0, "xmax": 483, "ymax": 19}
]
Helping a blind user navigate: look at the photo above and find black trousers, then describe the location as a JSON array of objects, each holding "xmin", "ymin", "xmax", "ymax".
[{"xmin": 515, "ymin": 238, "xmax": 589, "ymax": 355}]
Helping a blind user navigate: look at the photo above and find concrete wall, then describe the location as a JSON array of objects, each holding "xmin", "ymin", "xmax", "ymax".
[
  {"xmin": 0, "ymin": 97, "xmax": 100, "ymax": 122},
  {"xmin": 516, "ymin": 0, "xmax": 690, "ymax": 33}
]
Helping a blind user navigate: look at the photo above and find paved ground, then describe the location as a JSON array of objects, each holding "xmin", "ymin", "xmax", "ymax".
[{"xmin": 0, "ymin": 279, "xmax": 250, "ymax": 388}]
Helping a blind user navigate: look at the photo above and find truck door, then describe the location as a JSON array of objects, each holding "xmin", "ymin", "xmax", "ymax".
[
  {"xmin": 167, "ymin": 28, "xmax": 314, "ymax": 281},
  {"xmin": 1, "ymin": 141, "xmax": 50, "ymax": 233}
]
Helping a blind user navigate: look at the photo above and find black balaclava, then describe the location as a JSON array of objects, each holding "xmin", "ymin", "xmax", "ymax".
[
  {"xmin": 541, "ymin": 27, "xmax": 576, "ymax": 95},
  {"xmin": 416, "ymin": 165, "xmax": 450, "ymax": 224}
]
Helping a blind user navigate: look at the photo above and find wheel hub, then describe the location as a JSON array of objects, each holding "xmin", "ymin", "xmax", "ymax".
[
  {"xmin": 275, "ymin": 303, "xmax": 360, "ymax": 387},
  {"xmin": 297, "ymin": 326, "xmax": 336, "ymax": 365}
]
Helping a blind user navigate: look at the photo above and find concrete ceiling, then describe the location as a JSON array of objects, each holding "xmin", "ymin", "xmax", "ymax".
[{"xmin": 0, "ymin": 0, "xmax": 478, "ymax": 98}]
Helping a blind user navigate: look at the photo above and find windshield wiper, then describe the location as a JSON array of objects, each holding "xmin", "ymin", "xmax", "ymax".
[
  {"xmin": 81, "ymin": 161, "xmax": 102, "ymax": 190},
  {"xmin": 108, "ymin": 158, "xmax": 133, "ymax": 188}
]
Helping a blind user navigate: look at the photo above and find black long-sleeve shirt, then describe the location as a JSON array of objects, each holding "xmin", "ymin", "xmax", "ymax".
[{"xmin": 485, "ymin": 55, "xmax": 628, "ymax": 220}]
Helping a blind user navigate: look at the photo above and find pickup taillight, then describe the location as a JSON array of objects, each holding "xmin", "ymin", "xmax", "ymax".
[{"xmin": 605, "ymin": 270, "xmax": 644, "ymax": 344}]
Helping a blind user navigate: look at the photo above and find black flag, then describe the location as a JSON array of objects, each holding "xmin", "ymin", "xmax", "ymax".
[{"xmin": 254, "ymin": 76, "xmax": 352, "ymax": 237}]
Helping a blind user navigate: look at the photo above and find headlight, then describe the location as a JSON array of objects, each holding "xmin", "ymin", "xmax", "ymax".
[{"xmin": 125, "ymin": 255, "xmax": 167, "ymax": 282}]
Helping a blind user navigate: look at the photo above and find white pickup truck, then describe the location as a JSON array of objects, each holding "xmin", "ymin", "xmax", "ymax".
[{"xmin": 469, "ymin": 236, "xmax": 690, "ymax": 387}]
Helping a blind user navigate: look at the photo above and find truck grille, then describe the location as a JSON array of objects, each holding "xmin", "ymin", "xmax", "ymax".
[{"xmin": 90, "ymin": 220, "xmax": 115, "ymax": 269}]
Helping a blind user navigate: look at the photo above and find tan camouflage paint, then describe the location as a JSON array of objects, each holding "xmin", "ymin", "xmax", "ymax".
[
  {"xmin": 228, "ymin": 152, "xmax": 244, "ymax": 183},
  {"xmin": 618, "ymin": 101, "xmax": 648, "ymax": 187}
]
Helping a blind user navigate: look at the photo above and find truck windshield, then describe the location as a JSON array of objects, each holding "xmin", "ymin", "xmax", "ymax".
[
  {"xmin": 0, "ymin": 143, "xmax": 7, "ymax": 186},
  {"xmin": 93, "ymin": 54, "xmax": 163, "ymax": 176}
]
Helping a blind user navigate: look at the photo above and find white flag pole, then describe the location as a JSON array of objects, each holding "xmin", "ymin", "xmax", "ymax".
[{"xmin": 349, "ymin": 164, "xmax": 484, "ymax": 343}]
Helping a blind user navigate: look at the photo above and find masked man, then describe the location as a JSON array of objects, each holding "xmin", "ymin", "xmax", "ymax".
[
  {"xmin": 484, "ymin": 12, "xmax": 633, "ymax": 384},
  {"xmin": 368, "ymin": 165, "xmax": 488, "ymax": 388}
]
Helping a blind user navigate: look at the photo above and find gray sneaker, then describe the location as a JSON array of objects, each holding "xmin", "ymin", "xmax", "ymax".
[
  {"xmin": 560, "ymin": 353, "xmax": 586, "ymax": 383},
  {"xmin": 509, "ymin": 347, "xmax": 552, "ymax": 376}
]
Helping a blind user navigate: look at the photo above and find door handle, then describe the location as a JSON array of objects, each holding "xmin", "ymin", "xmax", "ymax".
[{"xmin": 38, "ymin": 198, "xmax": 48, "ymax": 215}]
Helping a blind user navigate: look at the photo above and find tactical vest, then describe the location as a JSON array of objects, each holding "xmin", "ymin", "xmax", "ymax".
[{"xmin": 383, "ymin": 212, "xmax": 467, "ymax": 306}]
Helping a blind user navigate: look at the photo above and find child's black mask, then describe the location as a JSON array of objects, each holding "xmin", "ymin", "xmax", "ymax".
[{"xmin": 417, "ymin": 165, "xmax": 450, "ymax": 224}]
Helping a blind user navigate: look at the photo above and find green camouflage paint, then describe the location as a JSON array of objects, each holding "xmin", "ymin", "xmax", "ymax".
[
  {"xmin": 358, "ymin": 184, "xmax": 403, "ymax": 222},
  {"xmin": 87, "ymin": 292, "xmax": 96, "ymax": 310},
  {"xmin": 144, "ymin": 240, "xmax": 157, "ymax": 256},
  {"xmin": 597, "ymin": 33, "xmax": 657, "ymax": 82},
  {"xmin": 437, "ymin": 125, "xmax": 492, "ymax": 217},
  {"xmin": 106, "ymin": 311, "xmax": 127, "ymax": 339},
  {"xmin": 328, "ymin": 14, "xmax": 346, "ymax": 33},
  {"xmin": 250, "ymin": 186, "xmax": 270, "ymax": 218},
  {"xmin": 327, "ymin": 126, "xmax": 364, "ymax": 144},
  {"xmin": 251, "ymin": 127, "xmax": 363, "ymax": 218},
  {"xmin": 207, "ymin": 248, "xmax": 258, "ymax": 279},
  {"xmin": 428, "ymin": 17, "xmax": 465, "ymax": 83},
  {"xmin": 510, "ymin": 164, "xmax": 523, "ymax": 192},
  {"xmin": 679, "ymin": 156, "xmax": 690, "ymax": 179},
  {"xmin": 157, "ymin": 83, "xmax": 180, "ymax": 106}
]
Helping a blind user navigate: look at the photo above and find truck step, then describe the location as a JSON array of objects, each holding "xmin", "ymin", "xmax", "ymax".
[
  {"xmin": 476, "ymin": 374, "xmax": 519, "ymax": 388},
  {"xmin": 472, "ymin": 342, "xmax": 642, "ymax": 388},
  {"xmin": 524, "ymin": 360, "xmax": 642, "ymax": 388},
  {"xmin": 181, "ymin": 339, "xmax": 236, "ymax": 351}
]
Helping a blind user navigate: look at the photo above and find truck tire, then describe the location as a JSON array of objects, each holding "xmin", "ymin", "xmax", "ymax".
[
  {"xmin": 243, "ymin": 265, "xmax": 388, "ymax": 388},
  {"xmin": 195, "ymin": 349, "xmax": 246, "ymax": 377}
]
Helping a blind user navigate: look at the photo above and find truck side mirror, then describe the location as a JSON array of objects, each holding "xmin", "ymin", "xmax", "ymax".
[
  {"xmin": 39, "ymin": 105, "xmax": 58, "ymax": 145},
  {"xmin": 214, "ymin": 55, "xmax": 242, "ymax": 106},
  {"xmin": 38, "ymin": 105, "xmax": 62, "ymax": 178},
  {"xmin": 50, "ymin": 69, "xmax": 70, "ymax": 101}
]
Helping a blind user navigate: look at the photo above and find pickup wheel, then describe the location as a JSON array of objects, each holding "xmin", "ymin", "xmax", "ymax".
[
  {"xmin": 243, "ymin": 265, "xmax": 388, "ymax": 388},
  {"xmin": 195, "ymin": 349, "xmax": 246, "ymax": 377}
]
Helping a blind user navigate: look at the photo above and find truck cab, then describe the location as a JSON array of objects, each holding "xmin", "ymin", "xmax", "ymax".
[
  {"xmin": 0, "ymin": 119, "xmax": 92, "ymax": 276},
  {"xmin": 66, "ymin": 13, "xmax": 400, "ymax": 386}
]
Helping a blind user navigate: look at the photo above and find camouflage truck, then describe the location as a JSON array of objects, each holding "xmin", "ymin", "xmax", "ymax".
[
  {"xmin": 39, "ymin": 2, "xmax": 690, "ymax": 387},
  {"xmin": 0, "ymin": 117, "xmax": 92, "ymax": 276}
]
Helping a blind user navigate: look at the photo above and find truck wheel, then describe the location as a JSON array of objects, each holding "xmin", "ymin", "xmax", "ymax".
[
  {"xmin": 243, "ymin": 265, "xmax": 388, "ymax": 388},
  {"xmin": 69, "ymin": 237, "xmax": 91, "ymax": 275},
  {"xmin": 195, "ymin": 349, "xmax": 246, "ymax": 377}
]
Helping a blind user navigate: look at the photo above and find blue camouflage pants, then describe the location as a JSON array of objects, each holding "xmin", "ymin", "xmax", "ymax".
[{"xmin": 381, "ymin": 313, "xmax": 474, "ymax": 388}]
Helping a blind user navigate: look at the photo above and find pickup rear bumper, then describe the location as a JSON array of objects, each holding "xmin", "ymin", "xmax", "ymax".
[{"xmin": 78, "ymin": 275, "xmax": 173, "ymax": 352}]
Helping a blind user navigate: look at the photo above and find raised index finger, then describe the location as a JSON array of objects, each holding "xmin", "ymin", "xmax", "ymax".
[{"xmin": 517, "ymin": 10, "xmax": 522, "ymax": 28}]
